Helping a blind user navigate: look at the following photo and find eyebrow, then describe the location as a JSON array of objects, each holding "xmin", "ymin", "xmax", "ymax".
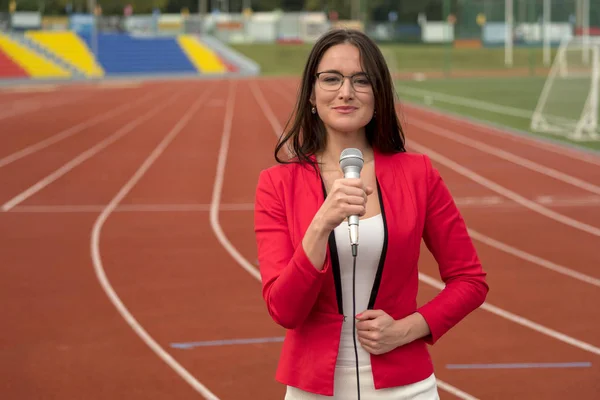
[{"xmin": 318, "ymin": 69, "xmax": 367, "ymax": 75}]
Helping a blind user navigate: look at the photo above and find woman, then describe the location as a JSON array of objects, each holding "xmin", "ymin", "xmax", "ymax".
[{"xmin": 254, "ymin": 28, "xmax": 488, "ymax": 399}]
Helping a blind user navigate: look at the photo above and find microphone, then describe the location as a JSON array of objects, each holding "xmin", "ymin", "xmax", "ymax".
[
  {"xmin": 339, "ymin": 148, "xmax": 364, "ymax": 255},
  {"xmin": 340, "ymin": 148, "xmax": 364, "ymax": 400}
]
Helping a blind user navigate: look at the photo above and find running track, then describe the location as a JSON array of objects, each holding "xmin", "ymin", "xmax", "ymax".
[{"xmin": 1, "ymin": 78, "xmax": 599, "ymax": 399}]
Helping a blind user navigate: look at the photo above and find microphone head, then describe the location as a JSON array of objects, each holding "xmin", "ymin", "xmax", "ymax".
[{"xmin": 339, "ymin": 148, "xmax": 364, "ymax": 172}]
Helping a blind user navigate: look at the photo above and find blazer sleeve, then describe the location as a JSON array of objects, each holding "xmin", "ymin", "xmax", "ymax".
[
  {"xmin": 416, "ymin": 155, "xmax": 489, "ymax": 344},
  {"xmin": 254, "ymin": 168, "xmax": 329, "ymax": 329}
]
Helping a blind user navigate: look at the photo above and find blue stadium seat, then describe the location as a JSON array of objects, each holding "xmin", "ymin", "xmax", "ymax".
[{"xmin": 79, "ymin": 33, "xmax": 197, "ymax": 76}]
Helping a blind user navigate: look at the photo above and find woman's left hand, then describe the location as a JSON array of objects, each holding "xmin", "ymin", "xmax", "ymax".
[
  {"xmin": 355, "ymin": 310, "xmax": 431, "ymax": 355},
  {"xmin": 355, "ymin": 310, "xmax": 404, "ymax": 355}
]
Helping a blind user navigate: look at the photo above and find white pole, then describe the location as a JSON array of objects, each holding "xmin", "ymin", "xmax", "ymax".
[
  {"xmin": 543, "ymin": 0, "xmax": 551, "ymax": 66},
  {"xmin": 583, "ymin": 0, "xmax": 590, "ymax": 64},
  {"xmin": 505, "ymin": 0, "xmax": 513, "ymax": 66}
]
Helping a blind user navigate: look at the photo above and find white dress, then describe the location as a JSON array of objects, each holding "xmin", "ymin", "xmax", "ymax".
[{"xmin": 285, "ymin": 214, "xmax": 440, "ymax": 399}]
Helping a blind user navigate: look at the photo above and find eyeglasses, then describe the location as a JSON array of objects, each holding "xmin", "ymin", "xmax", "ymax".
[{"xmin": 315, "ymin": 71, "xmax": 372, "ymax": 93}]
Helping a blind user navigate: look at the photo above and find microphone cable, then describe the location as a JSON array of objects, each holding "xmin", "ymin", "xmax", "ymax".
[{"xmin": 351, "ymin": 243, "xmax": 361, "ymax": 400}]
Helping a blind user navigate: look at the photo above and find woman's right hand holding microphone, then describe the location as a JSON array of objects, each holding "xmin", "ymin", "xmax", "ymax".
[{"xmin": 302, "ymin": 178, "xmax": 373, "ymax": 270}]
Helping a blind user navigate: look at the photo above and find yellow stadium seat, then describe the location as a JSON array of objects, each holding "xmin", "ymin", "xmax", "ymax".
[{"xmin": 25, "ymin": 31, "xmax": 104, "ymax": 77}]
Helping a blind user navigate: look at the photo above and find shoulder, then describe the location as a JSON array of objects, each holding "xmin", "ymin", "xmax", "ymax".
[
  {"xmin": 384, "ymin": 151, "xmax": 434, "ymax": 177},
  {"xmin": 380, "ymin": 151, "xmax": 443, "ymax": 201},
  {"xmin": 258, "ymin": 161, "xmax": 307, "ymax": 181},
  {"xmin": 256, "ymin": 161, "xmax": 316, "ymax": 192},
  {"xmin": 387, "ymin": 151, "xmax": 429, "ymax": 163}
]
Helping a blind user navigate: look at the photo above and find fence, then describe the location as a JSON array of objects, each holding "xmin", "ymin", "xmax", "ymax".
[
  {"xmin": 1, "ymin": 1, "xmax": 600, "ymax": 81},
  {"xmin": 1, "ymin": 2, "xmax": 598, "ymax": 46}
]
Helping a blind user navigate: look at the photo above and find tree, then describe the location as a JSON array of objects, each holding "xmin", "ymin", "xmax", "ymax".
[
  {"xmin": 281, "ymin": 0, "xmax": 302, "ymax": 11},
  {"xmin": 254, "ymin": 0, "xmax": 281, "ymax": 12},
  {"xmin": 108, "ymin": 0, "xmax": 169, "ymax": 15},
  {"xmin": 304, "ymin": 0, "xmax": 320, "ymax": 11},
  {"xmin": 163, "ymin": 0, "xmax": 195, "ymax": 13}
]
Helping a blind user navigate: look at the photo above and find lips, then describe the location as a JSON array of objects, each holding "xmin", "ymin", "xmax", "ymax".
[{"xmin": 333, "ymin": 106, "xmax": 357, "ymax": 114}]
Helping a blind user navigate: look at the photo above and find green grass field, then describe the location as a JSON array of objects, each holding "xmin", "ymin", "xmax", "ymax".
[
  {"xmin": 395, "ymin": 76, "xmax": 600, "ymax": 151},
  {"xmin": 231, "ymin": 43, "xmax": 600, "ymax": 152}
]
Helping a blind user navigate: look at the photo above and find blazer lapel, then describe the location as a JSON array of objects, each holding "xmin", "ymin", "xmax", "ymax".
[
  {"xmin": 366, "ymin": 149, "xmax": 391, "ymax": 309},
  {"xmin": 296, "ymin": 157, "xmax": 344, "ymax": 315},
  {"xmin": 295, "ymin": 158, "xmax": 324, "ymax": 243}
]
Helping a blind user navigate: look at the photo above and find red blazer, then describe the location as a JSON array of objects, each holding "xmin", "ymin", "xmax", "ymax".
[{"xmin": 254, "ymin": 149, "xmax": 488, "ymax": 396}]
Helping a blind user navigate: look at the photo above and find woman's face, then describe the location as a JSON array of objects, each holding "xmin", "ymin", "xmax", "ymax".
[{"xmin": 311, "ymin": 43, "xmax": 375, "ymax": 136}]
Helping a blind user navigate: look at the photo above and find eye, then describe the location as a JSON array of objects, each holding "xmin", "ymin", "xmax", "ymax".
[
  {"xmin": 321, "ymin": 74, "xmax": 341, "ymax": 83},
  {"xmin": 352, "ymin": 74, "xmax": 371, "ymax": 88}
]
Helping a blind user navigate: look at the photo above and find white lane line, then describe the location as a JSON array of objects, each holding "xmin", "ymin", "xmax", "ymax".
[
  {"xmin": 6, "ymin": 195, "xmax": 600, "ymax": 213},
  {"xmin": 418, "ymin": 274, "xmax": 600, "ymax": 356},
  {"xmin": 410, "ymin": 119, "xmax": 600, "ymax": 195},
  {"xmin": 8, "ymin": 203, "xmax": 597, "ymax": 287},
  {"xmin": 209, "ymin": 81, "xmax": 261, "ymax": 281},
  {"xmin": 249, "ymin": 81, "xmax": 283, "ymax": 136},
  {"xmin": 7, "ymin": 203, "xmax": 256, "ymax": 213},
  {"xmin": 435, "ymin": 381, "xmax": 480, "ymax": 400},
  {"xmin": 407, "ymin": 141, "xmax": 600, "ymax": 237},
  {"xmin": 468, "ymin": 229, "xmax": 600, "ymax": 287},
  {"xmin": 402, "ymin": 102, "xmax": 600, "ymax": 168},
  {"xmin": 0, "ymin": 92, "xmax": 93, "ymax": 122},
  {"xmin": 91, "ymin": 84, "xmax": 220, "ymax": 400},
  {"xmin": 0, "ymin": 90, "xmax": 162, "ymax": 169},
  {"xmin": 1, "ymin": 90, "xmax": 188, "ymax": 212}
]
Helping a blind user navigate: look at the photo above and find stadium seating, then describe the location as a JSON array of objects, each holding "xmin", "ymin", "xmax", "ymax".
[
  {"xmin": 25, "ymin": 31, "xmax": 104, "ymax": 77},
  {"xmin": 79, "ymin": 33, "xmax": 198, "ymax": 75},
  {"xmin": 177, "ymin": 34, "xmax": 227, "ymax": 74},
  {"xmin": 0, "ymin": 46, "xmax": 28, "ymax": 78},
  {"xmin": 0, "ymin": 31, "xmax": 237, "ymax": 80},
  {"xmin": 0, "ymin": 32, "xmax": 72, "ymax": 79}
]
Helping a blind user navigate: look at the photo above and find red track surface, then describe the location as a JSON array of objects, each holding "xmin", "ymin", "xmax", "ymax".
[{"xmin": 1, "ymin": 78, "xmax": 599, "ymax": 399}]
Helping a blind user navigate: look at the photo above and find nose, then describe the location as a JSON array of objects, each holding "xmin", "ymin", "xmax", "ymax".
[{"xmin": 338, "ymin": 77, "xmax": 354, "ymax": 99}]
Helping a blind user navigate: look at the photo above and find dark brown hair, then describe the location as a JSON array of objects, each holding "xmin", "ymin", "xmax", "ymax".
[{"xmin": 274, "ymin": 28, "xmax": 406, "ymax": 165}]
